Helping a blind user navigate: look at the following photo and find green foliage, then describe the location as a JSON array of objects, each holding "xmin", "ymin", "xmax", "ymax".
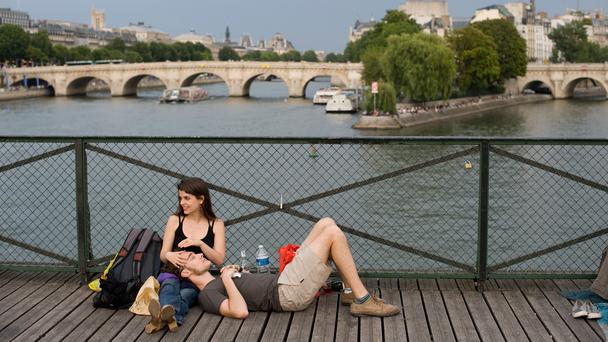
[
  {"xmin": 344, "ymin": 9, "xmax": 421, "ymax": 62},
  {"xmin": 218, "ymin": 46, "xmax": 240, "ymax": 61},
  {"xmin": 472, "ymin": 19, "xmax": 527, "ymax": 80},
  {"xmin": 260, "ymin": 51, "xmax": 280, "ymax": 61},
  {"xmin": 242, "ymin": 50, "xmax": 262, "ymax": 61},
  {"xmin": 383, "ymin": 33, "xmax": 456, "ymax": 102},
  {"xmin": 106, "ymin": 38, "xmax": 126, "ymax": 52},
  {"xmin": 280, "ymin": 50, "xmax": 302, "ymax": 62},
  {"xmin": 123, "ymin": 50, "xmax": 143, "ymax": 63},
  {"xmin": 51, "ymin": 44, "xmax": 70, "ymax": 64},
  {"xmin": 362, "ymin": 81, "xmax": 397, "ymax": 114},
  {"xmin": 448, "ymin": 26, "xmax": 501, "ymax": 95},
  {"xmin": 30, "ymin": 30, "xmax": 52, "ymax": 57},
  {"xmin": 361, "ymin": 48, "xmax": 384, "ymax": 84},
  {"xmin": 548, "ymin": 21, "xmax": 607, "ymax": 62},
  {"xmin": 324, "ymin": 53, "xmax": 346, "ymax": 62},
  {"xmin": 69, "ymin": 46, "xmax": 92, "ymax": 61},
  {"xmin": 0, "ymin": 25, "xmax": 30, "ymax": 62},
  {"xmin": 133, "ymin": 42, "xmax": 153, "ymax": 62},
  {"xmin": 301, "ymin": 50, "xmax": 319, "ymax": 62},
  {"xmin": 26, "ymin": 46, "xmax": 48, "ymax": 64}
]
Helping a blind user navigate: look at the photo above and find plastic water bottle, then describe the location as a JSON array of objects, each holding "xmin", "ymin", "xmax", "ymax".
[
  {"xmin": 255, "ymin": 245, "xmax": 270, "ymax": 273},
  {"xmin": 240, "ymin": 250, "xmax": 249, "ymax": 272}
]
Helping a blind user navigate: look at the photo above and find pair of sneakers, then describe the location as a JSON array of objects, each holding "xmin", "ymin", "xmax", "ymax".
[
  {"xmin": 572, "ymin": 300, "xmax": 601, "ymax": 319},
  {"xmin": 145, "ymin": 298, "xmax": 178, "ymax": 334},
  {"xmin": 340, "ymin": 290, "xmax": 401, "ymax": 317}
]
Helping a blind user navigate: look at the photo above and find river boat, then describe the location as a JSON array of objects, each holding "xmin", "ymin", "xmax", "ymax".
[
  {"xmin": 160, "ymin": 87, "xmax": 208, "ymax": 103},
  {"xmin": 313, "ymin": 87, "xmax": 341, "ymax": 105},
  {"xmin": 325, "ymin": 89, "xmax": 361, "ymax": 113}
]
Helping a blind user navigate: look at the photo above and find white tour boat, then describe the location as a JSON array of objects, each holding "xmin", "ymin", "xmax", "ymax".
[
  {"xmin": 313, "ymin": 87, "xmax": 341, "ymax": 105},
  {"xmin": 325, "ymin": 89, "xmax": 361, "ymax": 113},
  {"xmin": 160, "ymin": 87, "xmax": 208, "ymax": 103}
]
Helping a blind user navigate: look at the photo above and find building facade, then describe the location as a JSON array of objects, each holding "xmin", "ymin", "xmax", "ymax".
[
  {"xmin": 399, "ymin": 0, "xmax": 452, "ymax": 36},
  {"xmin": 90, "ymin": 7, "xmax": 105, "ymax": 31},
  {"xmin": 120, "ymin": 22, "xmax": 171, "ymax": 43},
  {"xmin": 0, "ymin": 8, "xmax": 30, "ymax": 28},
  {"xmin": 349, "ymin": 19, "xmax": 376, "ymax": 42}
]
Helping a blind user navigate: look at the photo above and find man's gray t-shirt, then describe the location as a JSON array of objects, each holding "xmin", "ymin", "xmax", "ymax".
[{"xmin": 198, "ymin": 273, "xmax": 282, "ymax": 314}]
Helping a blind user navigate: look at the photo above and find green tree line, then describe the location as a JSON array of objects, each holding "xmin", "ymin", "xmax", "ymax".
[
  {"xmin": 349, "ymin": 10, "xmax": 528, "ymax": 112},
  {"xmin": 549, "ymin": 21, "xmax": 608, "ymax": 63}
]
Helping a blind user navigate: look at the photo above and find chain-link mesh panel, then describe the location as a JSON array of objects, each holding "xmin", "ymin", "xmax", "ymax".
[
  {"xmin": 488, "ymin": 144, "xmax": 608, "ymax": 275},
  {"xmin": 85, "ymin": 141, "xmax": 479, "ymax": 275},
  {"xmin": 0, "ymin": 142, "xmax": 76, "ymax": 267}
]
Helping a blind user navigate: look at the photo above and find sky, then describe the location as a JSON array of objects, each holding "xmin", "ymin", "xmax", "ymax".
[{"xmin": 1, "ymin": 0, "xmax": 606, "ymax": 52}]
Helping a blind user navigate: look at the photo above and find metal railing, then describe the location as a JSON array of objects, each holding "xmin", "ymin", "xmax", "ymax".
[{"xmin": 1, "ymin": 137, "xmax": 606, "ymax": 282}]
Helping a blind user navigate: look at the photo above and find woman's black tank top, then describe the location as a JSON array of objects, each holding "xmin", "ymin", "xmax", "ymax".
[{"xmin": 172, "ymin": 215, "xmax": 215, "ymax": 253}]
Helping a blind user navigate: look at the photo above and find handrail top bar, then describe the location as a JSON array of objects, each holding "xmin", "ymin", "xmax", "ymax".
[{"xmin": 0, "ymin": 136, "xmax": 607, "ymax": 144}]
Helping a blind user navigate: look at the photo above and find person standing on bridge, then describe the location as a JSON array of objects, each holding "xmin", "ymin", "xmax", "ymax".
[
  {"xmin": 179, "ymin": 217, "xmax": 401, "ymax": 318},
  {"xmin": 145, "ymin": 177, "xmax": 226, "ymax": 333}
]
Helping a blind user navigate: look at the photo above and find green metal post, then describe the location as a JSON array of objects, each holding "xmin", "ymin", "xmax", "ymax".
[
  {"xmin": 75, "ymin": 139, "xmax": 91, "ymax": 283},
  {"xmin": 477, "ymin": 141, "xmax": 490, "ymax": 287}
]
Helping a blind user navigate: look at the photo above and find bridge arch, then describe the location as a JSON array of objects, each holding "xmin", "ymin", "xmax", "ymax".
[
  {"xmin": 122, "ymin": 74, "xmax": 167, "ymax": 96},
  {"xmin": 65, "ymin": 75, "xmax": 113, "ymax": 96},
  {"xmin": 181, "ymin": 72, "xmax": 229, "ymax": 97},
  {"xmin": 302, "ymin": 73, "xmax": 349, "ymax": 98},
  {"xmin": 563, "ymin": 77, "xmax": 608, "ymax": 99},
  {"xmin": 242, "ymin": 71, "xmax": 291, "ymax": 97},
  {"xmin": 521, "ymin": 79, "xmax": 554, "ymax": 96}
]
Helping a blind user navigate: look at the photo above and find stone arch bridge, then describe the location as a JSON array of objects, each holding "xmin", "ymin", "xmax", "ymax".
[
  {"xmin": 517, "ymin": 63, "xmax": 608, "ymax": 99},
  {"xmin": 6, "ymin": 61, "xmax": 363, "ymax": 97}
]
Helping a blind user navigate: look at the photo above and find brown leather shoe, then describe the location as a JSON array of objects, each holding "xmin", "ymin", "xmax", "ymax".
[
  {"xmin": 144, "ymin": 298, "xmax": 165, "ymax": 334},
  {"xmin": 350, "ymin": 294, "xmax": 400, "ymax": 317},
  {"xmin": 161, "ymin": 305, "xmax": 178, "ymax": 332},
  {"xmin": 340, "ymin": 291, "xmax": 355, "ymax": 305}
]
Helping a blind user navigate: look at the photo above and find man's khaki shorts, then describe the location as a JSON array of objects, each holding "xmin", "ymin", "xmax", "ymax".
[{"xmin": 277, "ymin": 244, "xmax": 332, "ymax": 311}]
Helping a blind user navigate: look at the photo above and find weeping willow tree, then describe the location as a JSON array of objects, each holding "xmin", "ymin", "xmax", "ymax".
[{"xmin": 362, "ymin": 81, "xmax": 397, "ymax": 114}]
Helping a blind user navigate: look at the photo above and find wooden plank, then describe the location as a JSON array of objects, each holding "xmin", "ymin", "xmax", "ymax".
[
  {"xmin": 553, "ymin": 279, "xmax": 578, "ymax": 292},
  {"xmin": 400, "ymin": 278, "xmax": 418, "ymax": 291},
  {"xmin": 236, "ymin": 311, "xmax": 269, "ymax": 342},
  {"xmin": 437, "ymin": 279, "xmax": 458, "ymax": 291},
  {"xmin": 186, "ymin": 313, "xmax": 222, "ymax": 341},
  {"xmin": 0, "ymin": 272, "xmax": 41, "ymax": 302},
  {"xmin": 360, "ymin": 313, "xmax": 382, "ymax": 342},
  {"xmin": 418, "ymin": 279, "xmax": 438, "ymax": 290},
  {"xmin": 310, "ymin": 293, "xmax": 338, "ymax": 342},
  {"xmin": 519, "ymin": 290, "xmax": 578, "ymax": 342},
  {"xmin": 479, "ymin": 279, "xmax": 499, "ymax": 291},
  {"xmin": 0, "ymin": 270, "xmax": 31, "ymax": 289},
  {"xmin": 161, "ymin": 306, "xmax": 204, "ymax": 342},
  {"xmin": 89, "ymin": 309, "xmax": 135, "ymax": 342},
  {"xmin": 541, "ymin": 288, "xmax": 603, "ymax": 342},
  {"xmin": 382, "ymin": 289, "xmax": 406, "ymax": 342},
  {"xmin": 483, "ymin": 291, "xmax": 531, "ymax": 341},
  {"xmin": 37, "ymin": 292, "xmax": 100, "ymax": 342},
  {"xmin": 62, "ymin": 308, "xmax": 117, "ymax": 342},
  {"xmin": 335, "ymin": 296, "xmax": 358, "ymax": 342},
  {"xmin": 516, "ymin": 279, "xmax": 541, "ymax": 292},
  {"xmin": 211, "ymin": 316, "xmax": 244, "ymax": 342},
  {"xmin": 500, "ymin": 291, "xmax": 552, "ymax": 342},
  {"xmin": 495, "ymin": 279, "xmax": 518, "ymax": 290},
  {"xmin": 379, "ymin": 278, "xmax": 398, "ymax": 289},
  {"xmin": 572, "ymin": 279, "xmax": 593, "ymax": 288},
  {"xmin": 363, "ymin": 277, "xmax": 378, "ymax": 289},
  {"xmin": 285, "ymin": 299, "xmax": 316, "ymax": 342},
  {"xmin": 461, "ymin": 291, "xmax": 505, "ymax": 342},
  {"xmin": 11, "ymin": 286, "xmax": 92, "ymax": 342},
  {"xmin": 111, "ymin": 314, "xmax": 148, "ymax": 341},
  {"xmin": 0, "ymin": 272, "xmax": 73, "ymax": 331},
  {"xmin": 421, "ymin": 291, "xmax": 455, "ymax": 342},
  {"xmin": 0, "ymin": 276, "xmax": 80, "ymax": 341},
  {"xmin": 456, "ymin": 279, "xmax": 476, "ymax": 291},
  {"xmin": 442, "ymin": 291, "xmax": 481, "ymax": 341},
  {"xmin": 535, "ymin": 279, "xmax": 559, "ymax": 291},
  {"xmin": 260, "ymin": 311, "xmax": 292, "ymax": 342},
  {"xmin": 403, "ymin": 290, "xmax": 431, "ymax": 342}
]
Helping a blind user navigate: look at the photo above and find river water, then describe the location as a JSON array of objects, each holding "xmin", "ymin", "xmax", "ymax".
[
  {"xmin": 1, "ymin": 80, "xmax": 607, "ymax": 275},
  {"xmin": 0, "ymin": 80, "xmax": 607, "ymax": 137}
]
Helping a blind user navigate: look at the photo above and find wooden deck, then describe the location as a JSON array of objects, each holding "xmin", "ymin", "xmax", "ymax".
[{"xmin": 0, "ymin": 271, "xmax": 603, "ymax": 341}]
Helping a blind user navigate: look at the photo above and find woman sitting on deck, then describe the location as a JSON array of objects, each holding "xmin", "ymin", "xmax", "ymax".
[{"xmin": 146, "ymin": 177, "xmax": 225, "ymax": 333}]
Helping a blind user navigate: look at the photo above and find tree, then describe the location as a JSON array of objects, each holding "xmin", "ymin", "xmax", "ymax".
[
  {"xmin": 260, "ymin": 51, "xmax": 280, "ymax": 61},
  {"xmin": 382, "ymin": 33, "xmax": 456, "ymax": 102},
  {"xmin": 242, "ymin": 50, "xmax": 262, "ymax": 61},
  {"xmin": 218, "ymin": 46, "xmax": 240, "ymax": 61},
  {"xmin": 302, "ymin": 50, "xmax": 319, "ymax": 62},
  {"xmin": 106, "ymin": 38, "xmax": 126, "ymax": 52},
  {"xmin": 30, "ymin": 30, "xmax": 52, "ymax": 60},
  {"xmin": 69, "ymin": 46, "xmax": 92, "ymax": 61},
  {"xmin": 123, "ymin": 50, "xmax": 143, "ymax": 63},
  {"xmin": 26, "ymin": 46, "xmax": 48, "ymax": 65},
  {"xmin": 362, "ymin": 81, "xmax": 397, "ymax": 114},
  {"xmin": 51, "ymin": 44, "xmax": 70, "ymax": 64},
  {"xmin": 344, "ymin": 10, "xmax": 420, "ymax": 62},
  {"xmin": 280, "ymin": 50, "xmax": 301, "ymax": 62},
  {"xmin": 472, "ymin": 19, "xmax": 527, "ymax": 81},
  {"xmin": 0, "ymin": 24, "xmax": 30, "ymax": 62},
  {"xmin": 448, "ymin": 26, "xmax": 501, "ymax": 94},
  {"xmin": 360, "ymin": 48, "xmax": 384, "ymax": 84},
  {"xmin": 132, "ymin": 42, "xmax": 153, "ymax": 62},
  {"xmin": 324, "ymin": 53, "xmax": 346, "ymax": 63},
  {"xmin": 547, "ymin": 21, "xmax": 607, "ymax": 62}
]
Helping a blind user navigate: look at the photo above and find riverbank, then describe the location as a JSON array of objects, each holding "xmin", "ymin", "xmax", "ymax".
[
  {"xmin": 353, "ymin": 94, "xmax": 553, "ymax": 129},
  {"xmin": 0, "ymin": 87, "xmax": 51, "ymax": 101}
]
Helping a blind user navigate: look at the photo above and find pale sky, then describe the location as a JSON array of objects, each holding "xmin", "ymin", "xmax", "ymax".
[{"xmin": 1, "ymin": 1, "xmax": 606, "ymax": 52}]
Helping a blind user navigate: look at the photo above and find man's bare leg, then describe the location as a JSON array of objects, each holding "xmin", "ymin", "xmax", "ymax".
[{"xmin": 302, "ymin": 218, "xmax": 367, "ymax": 299}]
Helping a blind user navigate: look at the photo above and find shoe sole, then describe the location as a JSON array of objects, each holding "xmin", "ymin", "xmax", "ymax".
[
  {"xmin": 572, "ymin": 312, "xmax": 588, "ymax": 318},
  {"xmin": 145, "ymin": 299, "xmax": 163, "ymax": 334},
  {"xmin": 588, "ymin": 313, "xmax": 601, "ymax": 319},
  {"xmin": 161, "ymin": 306, "xmax": 178, "ymax": 332}
]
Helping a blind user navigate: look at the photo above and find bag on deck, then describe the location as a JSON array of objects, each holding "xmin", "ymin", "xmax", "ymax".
[{"xmin": 92, "ymin": 228, "xmax": 162, "ymax": 309}]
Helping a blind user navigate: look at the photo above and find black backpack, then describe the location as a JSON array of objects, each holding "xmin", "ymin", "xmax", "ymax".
[{"xmin": 93, "ymin": 228, "xmax": 162, "ymax": 309}]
